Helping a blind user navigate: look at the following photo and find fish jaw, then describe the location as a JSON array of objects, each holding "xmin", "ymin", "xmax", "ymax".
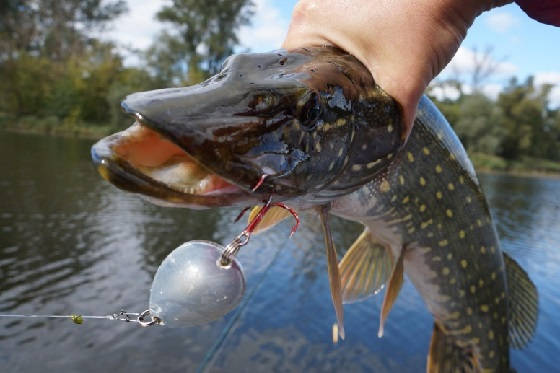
[
  {"xmin": 91, "ymin": 122, "xmax": 258, "ymax": 208},
  {"xmin": 92, "ymin": 47, "xmax": 405, "ymax": 209}
]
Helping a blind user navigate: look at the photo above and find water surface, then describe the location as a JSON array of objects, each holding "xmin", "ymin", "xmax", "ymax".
[{"xmin": 0, "ymin": 132, "xmax": 558, "ymax": 372}]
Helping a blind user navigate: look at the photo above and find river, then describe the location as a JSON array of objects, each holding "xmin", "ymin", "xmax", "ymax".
[{"xmin": 1, "ymin": 131, "xmax": 558, "ymax": 372}]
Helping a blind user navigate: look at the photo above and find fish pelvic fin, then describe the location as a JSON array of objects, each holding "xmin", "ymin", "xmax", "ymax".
[
  {"xmin": 247, "ymin": 205, "xmax": 292, "ymax": 234},
  {"xmin": 318, "ymin": 205, "xmax": 345, "ymax": 340},
  {"xmin": 378, "ymin": 245, "xmax": 404, "ymax": 338},
  {"xmin": 427, "ymin": 323, "xmax": 480, "ymax": 373},
  {"xmin": 339, "ymin": 228, "xmax": 393, "ymax": 304},
  {"xmin": 504, "ymin": 253, "xmax": 539, "ymax": 349}
]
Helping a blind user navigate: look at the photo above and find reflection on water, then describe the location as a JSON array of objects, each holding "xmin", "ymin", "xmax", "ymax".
[{"xmin": 0, "ymin": 132, "xmax": 558, "ymax": 372}]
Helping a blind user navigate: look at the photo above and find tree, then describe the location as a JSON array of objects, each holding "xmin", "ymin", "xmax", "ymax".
[{"xmin": 149, "ymin": 0, "xmax": 254, "ymax": 85}]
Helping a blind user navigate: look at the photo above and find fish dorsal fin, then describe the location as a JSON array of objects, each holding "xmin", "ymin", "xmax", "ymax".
[
  {"xmin": 247, "ymin": 205, "xmax": 292, "ymax": 234},
  {"xmin": 378, "ymin": 246, "xmax": 404, "ymax": 338},
  {"xmin": 339, "ymin": 229, "xmax": 393, "ymax": 303},
  {"xmin": 504, "ymin": 252, "xmax": 539, "ymax": 349},
  {"xmin": 318, "ymin": 206, "xmax": 345, "ymax": 340},
  {"xmin": 427, "ymin": 323, "xmax": 480, "ymax": 373}
]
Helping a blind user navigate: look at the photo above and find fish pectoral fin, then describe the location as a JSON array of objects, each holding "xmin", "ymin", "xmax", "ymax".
[
  {"xmin": 378, "ymin": 245, "xmax": 404, "ymax": 338},
  {"xmin": 427, "ymin": 323, "xmax": 480, "ymax": 373},
  {"xmin": 503, "ymin": 252, "xmax": 538, "ymax": 349},
  {"xmin": 318, "ymin": 206, "xmax": 345, "ymax": 340},
  {"xmin": 247, "ymin": 205, "xmax": 293, "ymax": 234},
  {"xmin": 339, "ymin": 228, "xmax": 393, "ymax": 303}
]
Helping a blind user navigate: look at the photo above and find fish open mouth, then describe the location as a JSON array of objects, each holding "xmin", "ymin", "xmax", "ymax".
[{"xmin": 91, "ymin": 121, "xmax": 253, "ymax": 208}]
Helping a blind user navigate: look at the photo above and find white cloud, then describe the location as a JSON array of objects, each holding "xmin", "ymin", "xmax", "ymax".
[
  {"xmin": 97, "ymin": 0, "xmax": 165, "ymax": 65},
  {"xmin": 430, "ymin": 85, "xmax": 461, "ymax": 101},
  {"xmin": 96, "ymin": 0, "xmax": 289, "ymax": 65},
  {"xmin": 535, "ymin": 72, "xmax": 560, "ymax": 108},
  {"xmin": 238, "ymin": 0, "xmax": 289, "ymax": 52},
  {"xmin": 486, "ymin": 12, "xmax": 518, "ymax": 33},
  {"xmin": 442, "ymin": 46, "xmax": 517, "ymax": 77}
]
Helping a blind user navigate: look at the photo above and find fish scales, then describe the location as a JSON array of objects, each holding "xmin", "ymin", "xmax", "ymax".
[{"xmin": 333, "ymin": 96, "xmax": 509, "ymax": 370}]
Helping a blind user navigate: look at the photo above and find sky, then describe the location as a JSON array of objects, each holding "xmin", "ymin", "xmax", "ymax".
[{"xmin": 100, "ymin": 0, "xmax": 560, "ymax": 106}]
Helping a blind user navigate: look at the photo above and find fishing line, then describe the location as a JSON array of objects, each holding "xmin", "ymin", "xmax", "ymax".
[{"xmin": 0, "ymin": 201, "xmax": 299, "ymax": 329}]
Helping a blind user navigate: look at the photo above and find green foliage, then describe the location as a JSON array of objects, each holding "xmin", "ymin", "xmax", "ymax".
[
  {"xmin": 150, "ymin": 0, "xmax": 254, "ymax": 84},
  {"xmin": 431, "ymin": 76, "xmax": 560, "ymax": 169}
]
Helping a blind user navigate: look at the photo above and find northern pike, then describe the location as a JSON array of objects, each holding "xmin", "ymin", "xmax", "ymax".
[{"xmin": 91, "ymin": 47, "xmax": 538, "ymax": 372}]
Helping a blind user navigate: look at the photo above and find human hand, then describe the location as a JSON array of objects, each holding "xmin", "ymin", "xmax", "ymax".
[{"xmin": 283, "ymin": 0, "xmax": 512, "ymax": 139}]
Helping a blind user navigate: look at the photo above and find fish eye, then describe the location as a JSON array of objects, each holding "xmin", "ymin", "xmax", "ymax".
[{"xmin": 300, "ymin": 92, "xmax": 322, "ymax": 130}]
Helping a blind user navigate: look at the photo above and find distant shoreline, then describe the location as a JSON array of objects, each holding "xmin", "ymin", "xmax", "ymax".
[
  {"xmin": 2, "ymin": 126, "xmax": 560, "ymax": 178},
  {"xmin": 1, "ymin": 122, "xmax": 112, "ymax": 141}
]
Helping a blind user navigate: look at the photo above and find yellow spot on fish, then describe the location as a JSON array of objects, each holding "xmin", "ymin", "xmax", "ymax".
[
  {"xmin": 402, "ymin": 196, "xmax": 410, "ymax": 204},
  {"xmin": 406, "ymin": 152, "xmax": 415, "ymax": 163},
  {"xmin": 480, "ymin": 304, "xmax": 489, "ymax": 312},
  {"xmin": 423, "ymin": 147, "xmax": 430, "ymax": 155},
  {"xmin": 427, "ymin": 232, "xmax": 434, "ymax": 238},
  {"xmin": 448, "ymin": 183, "xmax": 455, "ymax": 191},
  {"xmin": 335, "ymin": 118, "xmax": 346, "ymax": 127},
  {"xmin": 442, "ymin": 267, "xmax": 450, "ymax": 275},
  {"xmin": 419, "ymin": 204, "xmax": 426, "ymax": 212},
  {"xmin": 408, "ymin": 227, "xmax": 416, "ymax": 234},
  {"xmin": 352, "ymin": 164, "xmax": 362, "ymax": 171},
  {"xmin": 459, "ymin": 176, "xmax": 465, "ymax": 184},
  {"xmin": 459, "ymin": 289, "xmax": 465, "ymax": 297},
  {"xmin": 477, "ymin": 219, "xmax": 482, "ymax": 227},
  {"xmin": 449, "ymin": 277, "xmax": 456, "ymax": 284},
  {"xmin": 466, "ymin": 196, "xmax": 472, "ymax": 203},
  {"xmin": 436, "ymin": 191, "xmax": 443, "ymax": 199},
  {"xmin": 446, "ymin": 209, "xmax": 453, "ymax": 217},
  {"xmin": 459, "ymin": 230, "xmax": 465, "ymax": 239},
  {"xmin": 495, "ymin": 297, "xmax": 500, "ymax": 304},
  {"xmin": 488, "ymin": 330, "xmax": 495, "ymax": 340},
  {"xmin": 489, "ymin": 350, "xmax": 495, "ymax": 358},
  {"xmin": 399, "ymin": 175, "xmax": 405, "ymax": 185},
  {"xmin": 438, "ymin": 240, "xmax": 448, "ymax": 247},
  {"xmin": 491, "ymin": 272, "xmax": 497, "ymax": 280},
  {"xmin": 470, "ymin": 285, "xmax": 476, "ymax": 294},
  {"xmin": 501, "ymin": 317, "xmax": 506, "ymax": 324},
  {"xmin": 480, "ymin": 246, "xmax": 487, "ymax": 254},
  {"xmin": 387, "ymin": 124, "xmax": 394, "ymax": 133},
  {"xmin": 315, "ymin": 142, "xmax": 322, "ymax": 152},
  {"xmin": 419, "ymin": 176, "xmax": 426, "ymax": 186},
  {"xmin": 450, "ymin": 153, "xmax": 456, "ymax": 161},
  {"xmin": 460, "ymin": 260, "xmax": 468, "ymax": 269},
  {"xmin": 447, "ymin": 253, "xmax": 453, "ymax": 260},
  {"xmin": 478, "ymin": 279, "xmax": 484, "ymax": 287},
  {"xmin": 380, "ymin": 179, "xmax": 390, "ymax": 193},
  {"xmin": 467, "ymin": 307, "xmax": 473, "ymax": 315},
  {"xmin": 490, "ymin": 246, "xmax": 496, "ymax": 254},
  {"xmin": 435, "ymin": 165, "xmax": 442, "ymax": 173},
  {"xmin": 367, "ymin": 160, "xmax": 381, "ymax": 169},
  {"xmin": 449, "ymin": 311, "xmax": 460, "ymax": 319},
  {"xmin": 421, "ymin": 219, "xmax": 433, "ymax": 229},
  {"xmin": 391, "ymin": 195, "xmax": 397, "ymax": 202},
  {"xmin": 387, "ymin": 153, "xmax": 394, "ymax": 160}
]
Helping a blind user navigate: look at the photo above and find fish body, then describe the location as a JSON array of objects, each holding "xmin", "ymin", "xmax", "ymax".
[
  {"xmin": 332, "ymin": 96, "xmax": 511, "ymax": 371},
  {"xmin": 91, "ymin": 47, "xmax": 537, "ymax": 372}
]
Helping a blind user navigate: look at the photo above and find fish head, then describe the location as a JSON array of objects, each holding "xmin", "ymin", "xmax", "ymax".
[{"xmin": 91, "ymin": 47, "xmax": 404, "ymax": 208}]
